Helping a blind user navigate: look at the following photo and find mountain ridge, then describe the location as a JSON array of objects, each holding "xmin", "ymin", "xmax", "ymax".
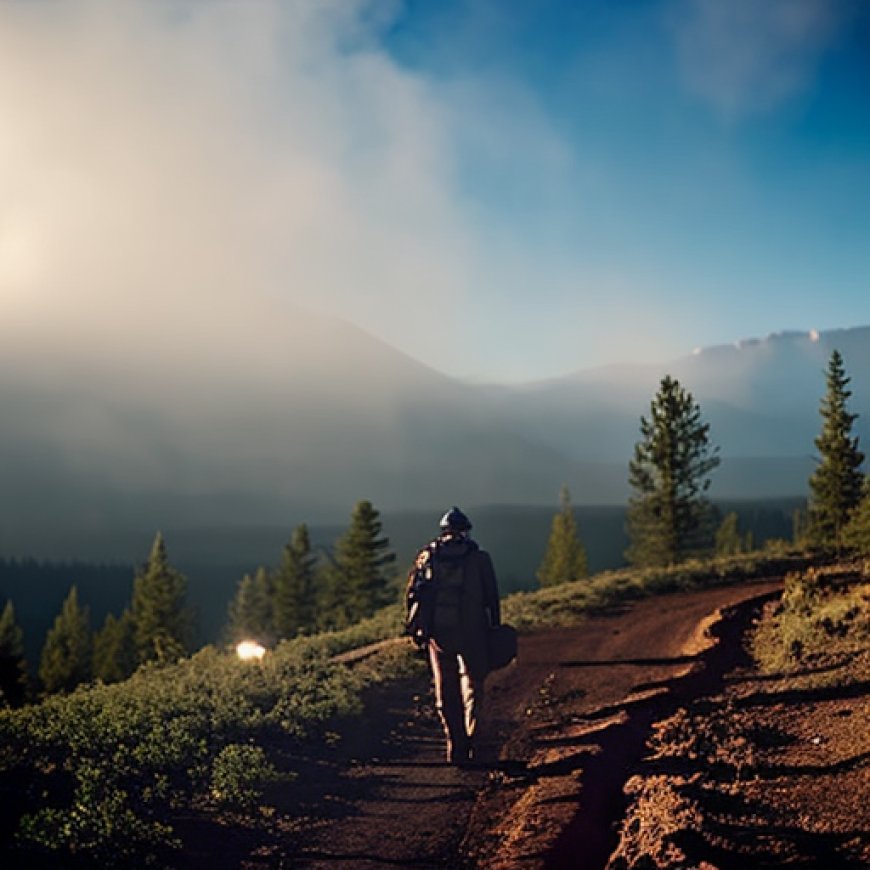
[{"xmin": 1, "ymin": 314, "xmax": 868, "ymax": 555}]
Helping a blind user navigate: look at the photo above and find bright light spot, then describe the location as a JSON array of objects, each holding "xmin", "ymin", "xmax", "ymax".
[
  {"xmin": 236, "ymin": 640, "xmax": 266, "ymax": 661},
  {"xmin": 809, "ymin": 329, "xmax": 820, "ymax": 342},
  {"xmin": 0, "ymin": 224, "xmax": 43, "ymax": 290},
  {"xmin": 691, "ymin": 347, "xmax": 702, "ymax": 356}
]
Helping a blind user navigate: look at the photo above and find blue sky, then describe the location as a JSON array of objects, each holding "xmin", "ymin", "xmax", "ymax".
[
  {"xmin": 2, "ymin": 0, "xmax": 869, "ymax": 382},
  {"xmin": 379, "ymin": 0, "xmax": 870, "ymax": 376}
]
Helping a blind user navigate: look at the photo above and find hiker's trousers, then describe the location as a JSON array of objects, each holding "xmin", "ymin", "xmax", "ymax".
[{"xmin": 428, "ymin": 639, "xmax": 486, "ymax": 760}]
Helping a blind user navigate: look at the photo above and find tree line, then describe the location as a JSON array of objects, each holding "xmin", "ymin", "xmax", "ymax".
[
  {"xmin": 224, "ymin": 499, "xmax": 396, "ymax": 644},
  {"xmin": 0, "ymin": 500, "xmax": 397, "ymax": 705},
  {"xmin": 3, "ymin": 348, "xmax": 868, "ymax": 705},
  {"xmin": 0, "ymin": 532, "xmax": 190, "ymax": 701},
  {"xmin": 534, "ymin": 348, "xmax": 868, "ymax": 583}
]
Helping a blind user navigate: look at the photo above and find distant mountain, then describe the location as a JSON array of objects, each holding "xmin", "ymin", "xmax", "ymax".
[
  {"xmin": 484, "ymin": 326, "xmax": 870, "ymax": 499},
  {"xmin": 1, "ymin": 314, "xmax": 868, "ymax": 560},
  {"xmin": 0, "ymin": 307, "xmax": 588, "ymax": 555}
]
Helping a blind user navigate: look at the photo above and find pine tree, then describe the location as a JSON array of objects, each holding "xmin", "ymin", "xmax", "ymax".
[
  {"xmin": 714, "ymin": 511, "xmax": 754, "ymax": 556},
  {"xmin": 626, "ymin": 375, "xmax": 720, "ymax": 567},
  {"xmin": 226, "ymin": 566, "xmax": 274, "ymax": 644},
  {"xmin": 38, "ymin": 586, "xmax": 92, "ymax": 694},
  {"xmin": 808, "ymin": 349, "xmax": 865, "ymax": 551},
  {"xmin": 715, "ymin": 512, "xmax": 741, "ymax": 556},
  {"xmin": 537, "ymin": 485, "xmax": 588, "ymax": 587},
  {"xmin": 131, "ymin": 532, "xmax": 191, "ymax": 665},
  {"xmin": 325, "ymin": 500, "xmax": 396, "ymax": 628},
  {"xmin": 92, "ymin": 609, "xmax": 137, "ymax": 684},
  {"xmin": 0, "ymin": 600, "xmax": 29, "ymax": 707},
  {"xmin": 273, "ymin": 524, "xmax": 318, "ymax": 638}
]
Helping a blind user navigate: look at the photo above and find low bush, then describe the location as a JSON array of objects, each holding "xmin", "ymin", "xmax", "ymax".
[
  {"xmin": 0, "ymin": 610, "xmax": 418, "ymax": 866},
  {"xmin": 752, "ymin": 563, "xmax": 870, "ymax": 672}
]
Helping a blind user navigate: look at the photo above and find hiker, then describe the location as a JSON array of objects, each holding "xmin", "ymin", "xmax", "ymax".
[{"xmin": 406, "ymin": 507, "xmax": 501, "ymax": 765}]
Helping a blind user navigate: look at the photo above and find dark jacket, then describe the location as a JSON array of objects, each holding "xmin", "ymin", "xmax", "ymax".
[{"xmin": 406, "ymin": 533, "xmax": 500, "ymax": 674}]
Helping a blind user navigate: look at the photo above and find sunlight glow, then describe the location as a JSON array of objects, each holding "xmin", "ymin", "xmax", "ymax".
[
  {"xmin": 236, "ymin": 640, "xmax": 266, "ymax": 661},
  {"xmin": 0, "ymin": 224, "xmax": 43, "ymax": 290}
]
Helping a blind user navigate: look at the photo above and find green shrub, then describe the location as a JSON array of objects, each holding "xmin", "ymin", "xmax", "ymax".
[
  {"xmin": 210, "ymin": 744, "xmax": 281, "ymax": 810},
  {"xmin": 753, "ymin": 571, "xmax": 870, "ymax": 672}
]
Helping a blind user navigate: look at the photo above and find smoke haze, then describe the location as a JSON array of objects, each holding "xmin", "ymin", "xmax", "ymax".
[{"xmin": 0, "ymin": 0, "xmax": 486, "ymax": 374}]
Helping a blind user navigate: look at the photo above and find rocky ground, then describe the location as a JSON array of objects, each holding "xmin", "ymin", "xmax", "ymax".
[{"xmin": 605, "ymin": 591, "xmax": 870, "ymax": 869}]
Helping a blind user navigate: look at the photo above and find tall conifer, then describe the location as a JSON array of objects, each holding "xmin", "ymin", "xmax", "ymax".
[
  {"xmin": 131, "ymin": 532, "xmax": 191, "ymax": 664},
  {"xmin": 324, "ymin": 500, "xmax": 395, "ymax": 628},
  {"xmin": 808, "ymin": 349, "xmax": 865, "ymax": 551},
  {"xmin": 537, "ymin": 485, "xmax": 588, "ymax": 587},
  {"xmin": 273, "ymin": 524, "xmax": 317, "ymax": 638},
  {"xmin": 38, "ymin": 586, "xmax": 92, "ymax": 694},
  {"xmin": 92, "ymin": 609, "xmax": 136, "ymax": 683},
  {"xmin": 626, "ymin": 375, "xmax": 720, "ymax": 567},
  {"xmin": 0, "ymin": 600, "xmax": 29, "ymax": 706},
  {"xmin": 226, "ymin": 567, "xmax": 274, "ymax": 644}
]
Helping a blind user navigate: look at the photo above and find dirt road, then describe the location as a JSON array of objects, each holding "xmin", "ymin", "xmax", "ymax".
[{"xmin": 255, "ymin": 580, "xmax": 783, "ymax": 868}]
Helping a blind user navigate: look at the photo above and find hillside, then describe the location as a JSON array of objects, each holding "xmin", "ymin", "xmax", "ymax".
[{"xmin": 0, "ymin": 306, "xmax": 587, "ymax": 552}]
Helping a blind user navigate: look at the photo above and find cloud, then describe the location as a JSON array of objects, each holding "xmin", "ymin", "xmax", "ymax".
[
  {"xmin": 8, "ymin": 0, "xmax": 822, "ymax": 386},
  {"xmin": 669, "ymin": 0, "xmax": 846, "ymax": 119},
  {"xmin": 0, "ymin": 0, "xmax": 491, "ymax": 374}
]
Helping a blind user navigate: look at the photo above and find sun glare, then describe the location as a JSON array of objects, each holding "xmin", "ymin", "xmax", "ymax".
[
  {"xmin": 236, "ymin": 640, "xmax": 266, "ymax": 661},
  {"xmin": 0, "ymin": 225, "xmax": 43, "ymax": 290}
]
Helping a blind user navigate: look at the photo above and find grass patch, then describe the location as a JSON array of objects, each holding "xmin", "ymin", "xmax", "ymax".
[
  {"xmin": 502, "ymin": 552, "xmax": 808, "ymax": 631},
  {"xmin": 751, "ymin": 562, "xmax": 870, "ymax": 674}
]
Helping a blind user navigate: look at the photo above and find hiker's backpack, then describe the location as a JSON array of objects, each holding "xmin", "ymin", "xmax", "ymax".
[
  {"xmin": 430, "ymin": 547, "xmax": 468, "ymax": 634},
  {"xmin": 406, "ymin": 538, "xmax": 479, "ymax": 644}
]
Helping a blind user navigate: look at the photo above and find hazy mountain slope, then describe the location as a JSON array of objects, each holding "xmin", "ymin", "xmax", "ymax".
[
  {"xmin": 1, "ymin": 312, "xmax": 867, "ymax": 556},
  {"xmin": 0, "ymin": 306, "xmax": 593, "ymax": 552}
]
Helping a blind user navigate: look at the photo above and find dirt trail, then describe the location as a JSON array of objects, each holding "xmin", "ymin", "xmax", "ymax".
[{"xmin": 257, "ymin": 580, "xmax": 783, "ymax": 869}]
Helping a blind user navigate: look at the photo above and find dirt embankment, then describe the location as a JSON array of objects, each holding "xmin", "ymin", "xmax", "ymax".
[
  {"xmin": 461, "ymin": 582, "xmax": 785, "ymax": 869},
  {"xmin": 605, "ymin": 593, "xmax": 870, "ymax": 869}
]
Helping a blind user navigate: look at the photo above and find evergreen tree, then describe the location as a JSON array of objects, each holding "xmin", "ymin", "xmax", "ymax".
[
  {"xmin": 38, "ymin": 586, "xmax": 92, "ymax": 694},
  {"xmin": 714, "ymin": 512, "xmax": 754, "ymax": 556},
  {"xmin": 131, "ymin": 532, "xmax": 191, "ymax": 665},
  {"xmin": 226, "ymin": 566, "xmax": 274, "ymax": 644},
  {"xmin": 0, "ymin": 600, "xmax": 29, "ymax": 707},
  {"xmin": 325, "ymin": 500, "xmax": 396, "ymax": 628},
  {"xmin": 314, "ymin": 561, "xmax": 343, "ymax": 632},
  {"xmin": 92, "ymin": 609, "xmax": 137, "ymax": 683},
  {"xmin": 273, "ymin": 524, "xmax": 318, "ymax": 638},
  {"xmin": 536, "ymin": 485, "xmax": 588, "ymax": 587},
  {"xmin": 626, "ymin": 375, "xmax": 720, "ymax": 567},
  {"xmin": 808, "ymin": 349, "xmax": 865, "ymax": 551}
]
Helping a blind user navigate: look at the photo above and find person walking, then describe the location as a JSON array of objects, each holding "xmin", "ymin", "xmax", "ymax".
[{"xmin": 406, "ymin": 507, "xmax": 501, "ymax": 765}]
